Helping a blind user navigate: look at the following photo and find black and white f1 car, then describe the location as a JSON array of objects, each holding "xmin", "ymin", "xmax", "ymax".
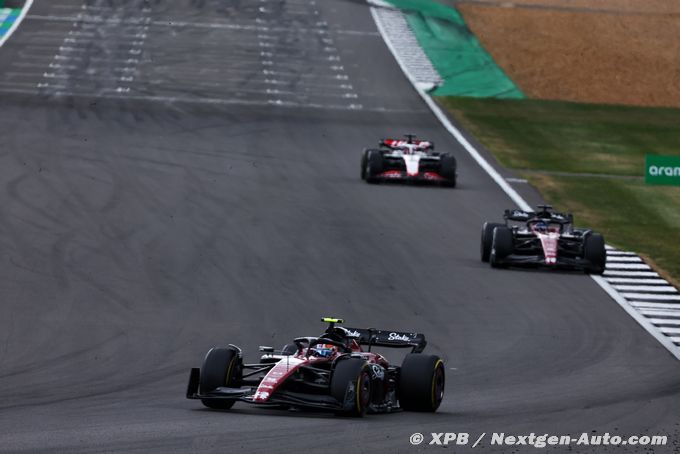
[
  {"xmin": 480, "ymin": 205, "xmax": 607, "ymax": 274},
  {"xmin": 361, "ymin": 134, "xmax": 457, "ymax": 186},
  {"xmin": 186, "ymin": 318, "xmax": 445, "ymax": 416}
]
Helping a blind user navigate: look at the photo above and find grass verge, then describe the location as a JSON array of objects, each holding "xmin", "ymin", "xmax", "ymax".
[{"xmin": 438, "ymin": 96, "xmax": 680, "ymax": 281}]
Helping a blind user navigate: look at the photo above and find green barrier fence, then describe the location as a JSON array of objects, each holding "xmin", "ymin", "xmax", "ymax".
[{"xmin": 383, "ymin": 0, "xmax": 524, "ymax": 99}]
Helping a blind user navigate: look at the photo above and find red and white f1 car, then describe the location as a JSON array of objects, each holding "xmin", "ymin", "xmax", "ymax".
[
  {"xmin": 480, "ymin": 205, "xmax": 607, "ymax": 274},
  {"xmin": 186, "ymin": 318, "xmax": 445, "ymax": 416},
  {"xmin": 361, "ymin": 134, "xmax": 457, "ymax": 186}
]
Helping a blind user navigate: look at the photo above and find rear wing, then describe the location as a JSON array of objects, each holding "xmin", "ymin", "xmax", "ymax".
[
  {"xmin": 380, "ymin": 138, "xmax": 434, "ymax": 150},
  {"xmin": 343, "ymin": 327, "xmax": 427, "ymax": 353},
  {"xmin": 504, "ymin": 209, "xmax": 534, "ymax": 222},
  {"xmin": 504, "ymin": 209, "xmax": 573, "ymax": 224}
]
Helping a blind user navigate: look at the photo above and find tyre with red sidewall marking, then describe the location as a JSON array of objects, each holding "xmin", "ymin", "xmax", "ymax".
[{"xmin": 331, "ymin": 358, "xmax": 372, "ymax": 416}]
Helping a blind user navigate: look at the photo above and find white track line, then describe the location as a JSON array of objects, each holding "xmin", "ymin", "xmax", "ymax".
[
  {"xmin": 613, "ymin": 285, "xmax": 679, "ymax": 293},
  {"xmin": 592, "ymin": 276, "xmax": 680, "ymax": 360},
  {"xmin": 606, "ymin": 263, "xmax": 652, "ymax": 270},
  {"xmin": 0, "ymin": 0, "xmax": 34, "ymax": 48},
  {"xmin": 660, "ymin": 327, "xmax": 680, "ymax": 335},
  {"xmin": 623, "ymin": 293, "xmax": 680, "ymax": 301},
  {"xmin": 649, "ymin": 319, "xmax": 680, "ymax": 326},
  {"xmin": 640, "ymin": 309, "xmax": 680, "ymax": 317},
  {"xmin": 607, "ymin": 278, "xmax": 668, "ymax": 284},
  {"xmin": 631, "ymin": 302, "xmax": 680, "ymax": 310},
  {"xmin": 369, "ymin": 1, "xmax": 680, "ymax": 360},
  {"xmin": 603, "ymin": 270, "xmax": 660, "ymax": 277},
  {"xmin": 606, "ymin": 256, "xmax": 643, "ymax": 262}
]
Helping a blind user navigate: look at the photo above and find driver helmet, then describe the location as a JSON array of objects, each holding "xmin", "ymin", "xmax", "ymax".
[
  {"xmin": 401, "ymin": 145, "xmax": 418, "ymax": 155},
  {"xmin": 533, "ymin": 221, "xmax": 548, "ymax": 233},
  {"xmin": 312, "ymin": 344, "xmax": 337, "ymax": 358}
]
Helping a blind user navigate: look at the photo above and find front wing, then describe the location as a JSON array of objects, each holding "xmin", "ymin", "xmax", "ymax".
[
  {"xmin": 495, "ymin": 253, "xmax": 593, "ymax": 270},
  {"xmin": 186, "ymin": 368, "xmax": 351, "ymax": 412},
  {"xmin": 375, "ymin": 170, "xmax": 448, "ymax": 182}
]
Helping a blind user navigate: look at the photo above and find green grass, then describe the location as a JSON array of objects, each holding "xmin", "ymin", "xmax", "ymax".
[{"xmin": 438, "ymin": 96, "xmax": 680, "ymax": 282}]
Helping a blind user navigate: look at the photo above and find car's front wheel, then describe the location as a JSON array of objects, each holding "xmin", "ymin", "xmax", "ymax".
[
  {"xmin": 583, "ymin": 233, "xmax": 606, "ymax": 274},
  {"xmin": 481, "ymin": 222, "xmax": 504, "ymax": 262},
  {"xmin": 199, "ymin": 347, "xmax": 241, "ymax": 410},
  {"xmin": 331, "ymin": 358, "xmax": 372, "ymax": 416},
  {"xmin": 490, "ymin": 226, "xmax": 513, "ymax": 268},
  {"xmin": 363, "ymin": 149, "xmax": 384, "ymax": 184},
  {"xmin": 439, "ymin": 154, "xmax": 457, "ymax": 187}
]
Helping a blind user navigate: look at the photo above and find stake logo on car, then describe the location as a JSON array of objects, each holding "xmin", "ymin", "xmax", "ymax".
[{"xmin": 186, "ymin": 318, "xmax": 446, "ymax": 416}]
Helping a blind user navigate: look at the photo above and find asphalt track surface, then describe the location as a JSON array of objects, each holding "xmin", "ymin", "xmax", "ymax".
[{"xmin": 1, "ymin": 0, "xmax": 680, "ymax": 453}]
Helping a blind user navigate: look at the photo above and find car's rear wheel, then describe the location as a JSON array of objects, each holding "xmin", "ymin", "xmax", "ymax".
[
  {"xmin": 439, "ymin": 154, "xmax": 457, "ymax": 187},
  {"xmin": 200, "ymin": 347, "xmax": 241, "ymax": 410},
  {"xmin": 331, "ymin": 358, "xmax": 371, "ymax": 416},
  {"xmin": 363, "ymin": 149, "xmax": 383, "ymax": 184},
  {"xmin": 399, "ymin": 354, "xmax": 445, "ymax": 412},
  {"xmin": 490, "ymin": 226, "xmax": 513, "ymax": 268},
  {"xmin": 481, "ymin": 222, "xmax": 504, "ymax": 262},
  {"xmin": 583, "ymin": 233, "xmax": 606, "ymax": 274}
]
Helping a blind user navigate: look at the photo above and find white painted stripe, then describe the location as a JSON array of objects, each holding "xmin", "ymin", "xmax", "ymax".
[
  {"xmin": 613, "ymin": 285, "xmax": 678, "ymax": 293},
  {"xmin": 649, "ymin": 318, "xmax": 680, "ymax": 326},
  {"xmin": 640, "ymin": 309, "xmax": 680, "ymax": 317},
  {"xmin": 368, "ymin": 5, "xmax": 440, "ymax": 88},
  {"xmin": 605, "ymin": 263, "xmax": 651, "ymax": 270},
  {"xmin": 590, "ymin": 276, "xmax": 680, "ymax": 360},
  {"xmin": 0, "ymin": 0, "xmax": 35, "ymax": 48},
  {"xmin": 606, "ymin": 251, "xmax": 637, "ymax": 256},
  {"xmin": 371, "ymin": 4, "xmax": 680, "ymax": 361},
  {"xmin": 671, "ymin": 337, "xmax": 680, "ymax": 343},
  {"xmin": 606, "ymin": 256, "xmax": 642, "ymax": 263},
  {"xmin": 603, "ymin": 270, "xmax": 660, "ymax": 277},
  {"xmin": 605, "ymin": 278, "xmax": 668, "ymax": 284},
  {"xmin": 631, "ymin": 302, "xmax": 680, "ymax": 310},
  {"xmin": 623, "ymin": 293, "xmax": 680, "ymax": 301},
  {"xmin": 660, "ymin": 327, "xmax": 680, "ymax": 335}
]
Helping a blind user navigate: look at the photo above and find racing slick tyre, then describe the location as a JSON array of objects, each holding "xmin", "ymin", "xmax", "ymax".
[
  {"xmin": 199, "ymin": 347, "xmax": 241, "ymax": 410},
  {"xmin": 399, "ymin": 354, "xmax": 445, "ymax": 412},
  {"xmin": 362, "ymin": 149, "xmax": 383, "ymax": 184},
  {"xmin": 490, "ymin": 226, "xmax": 513, "ymax": 268},
  {"xmin": 481, "ymin": 222, "xmax": 504, "ymax": 262},
  {"xmin": 583, "ymin": 233, "xmax": 606, "ymax": 275},
  {"xmin": 439, "ymin": 154, "xmax": 457, "ymax": 187},
  {"xmin": 331, "ymin": 358, "xmax": 372, "ymax": 417}
]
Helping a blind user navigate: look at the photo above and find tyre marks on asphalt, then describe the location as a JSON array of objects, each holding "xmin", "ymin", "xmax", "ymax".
[
  {"xmin": 0, "ymin": 0, "xmax": 410, "ymax": 112},
  {"xmin": 603, "ymin": 247, "xmax": 680, "ymax": 352}
]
